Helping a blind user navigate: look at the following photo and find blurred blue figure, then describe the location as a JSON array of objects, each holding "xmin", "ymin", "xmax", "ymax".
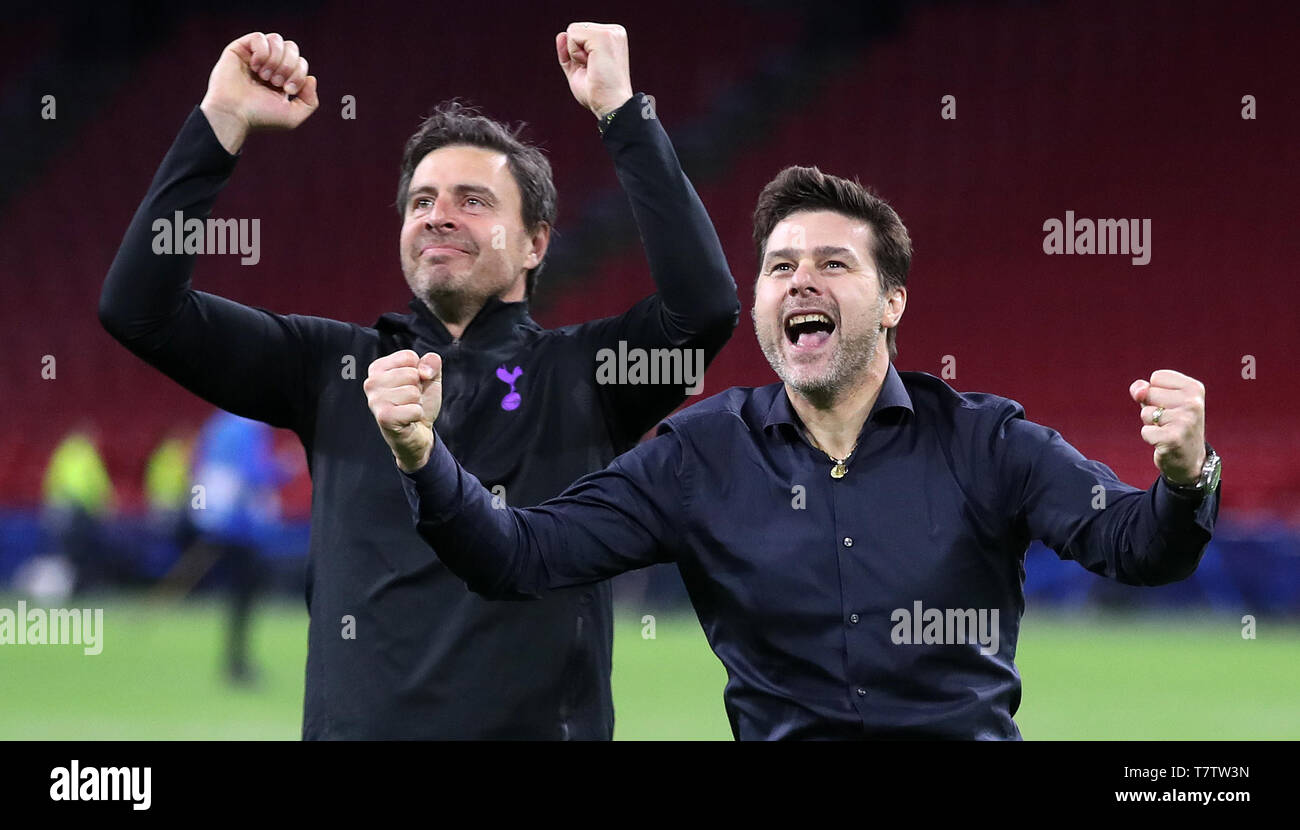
[{"xmin": 190, "ymin": 411, "xmax": 291, "ymax": 684}]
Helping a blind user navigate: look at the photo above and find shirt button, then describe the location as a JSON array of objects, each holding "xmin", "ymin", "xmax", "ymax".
[
  {"xmin": 843, "ymin": 537, "xmax": 854, "ymax": 548},
  {"xmin": 856, "ymin": 687, "xmax": 867, "ymax": 697},
  {"xmin": 849, "ymin": 614, "xmax": 860, "ymax": 624}
]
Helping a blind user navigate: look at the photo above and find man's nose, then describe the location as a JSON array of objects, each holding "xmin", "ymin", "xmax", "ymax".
[
  {"xmin": 788, "ymin": 263, "xmax": 820, "ymax": 295},
  {"xmin": 424, "ymin": 197, "xmax": 457, "ymax": 231}
]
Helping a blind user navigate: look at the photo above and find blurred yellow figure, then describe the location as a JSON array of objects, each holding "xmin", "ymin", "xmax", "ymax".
[
  {"xmin": 41, "ymin": 428, "xmax": 118, "ymax": 593},
  {"xmin": 43, "ymin": 431, "xmax": 116, "ymax": 516},
  {"xmin": 145, "ymin": 434, "xmax": 191, "ymax": 513}
]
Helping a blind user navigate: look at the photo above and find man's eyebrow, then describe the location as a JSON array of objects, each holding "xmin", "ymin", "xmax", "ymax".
[
  {"xmin": 811, "ymin": 245, "xmax": 859, "ymax": 261},
  {"xmin": 763, "ymin": 245, "xmax": 860, "ymax": 263},
  {"xmin": 763, "ymin": 247, "xmax": 798, "ymax": 263},
  {"xmin": 407, "ymin": 183, "xmax": 498, "ymax": 200},
  {"xmin": 452, "ymin": 183, "xmax": 497, "ymax": 199}
]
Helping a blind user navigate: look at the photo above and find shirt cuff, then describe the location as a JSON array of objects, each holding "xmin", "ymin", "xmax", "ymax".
[
  {"xmin": 399, "ymin": 434, "xmax": 463, "ymax": 527},
  {"xmin": 598, "ymin": 92, "xmax": 652, "ymax": 140},
  {"xmin": 186, "ymin": 105, "xmax": 244, "ymax": 165},
  {"xmin": 1153, "ymin": 474, "xmax": 1219, "ymax": 536}
]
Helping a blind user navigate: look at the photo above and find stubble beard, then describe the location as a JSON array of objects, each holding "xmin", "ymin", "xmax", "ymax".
[
  {"xmin": 757, "ymin": 299, "xmax": 886, "ymax": 409},
  {"xmin": 404, "ymin": 257, "xmax": 486, "ymax": 322}
]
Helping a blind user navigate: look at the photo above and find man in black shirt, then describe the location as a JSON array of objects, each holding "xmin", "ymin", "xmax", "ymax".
[
  {"xmin": 99, "ymin": 24, "xmax": 739, "ymax": 739},
  {"xmin": 379, "ymin": 166, "xmax": 1220, "ymax": 739}
]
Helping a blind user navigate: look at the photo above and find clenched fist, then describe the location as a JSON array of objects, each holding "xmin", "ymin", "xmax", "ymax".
[
  {"xmin": 365, "ymin": 350, "xmax": 443, "ymax": 473},
  {"xmin": 199, "ymin": 32, "xmax": 319, "ymax": 154},
  {"xmin": 556, "ymin": 23, "xmax": 634, "ymax": 119},
  {"xmin": 1129, "ymin": 369, "xmax": 1208, "ymax": 486}
]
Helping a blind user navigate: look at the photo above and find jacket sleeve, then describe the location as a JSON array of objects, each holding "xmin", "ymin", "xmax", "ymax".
[
  {"xmin": 99, "ymin": 106, "xmax": 349, "ymax": 433},
  {"xmin": 580, "ymin": 93, "xmax": 740, "ymax": 443}
]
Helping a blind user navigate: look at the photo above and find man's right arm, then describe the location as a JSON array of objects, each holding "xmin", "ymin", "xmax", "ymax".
[
  {"xmin": 364, "ymin": 349, "xmax": 682, "ymax": 598},
  {"xmin": 400, "ymin": 427, "xmax": 684, "ymax": 600},
  {"xmin": 99, "ymin": 33, "xmax": 328, "ymax": 430}
]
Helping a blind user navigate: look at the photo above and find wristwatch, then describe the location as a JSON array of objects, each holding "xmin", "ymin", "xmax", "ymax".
[
  {"xmin": 597, "ymin": 108, "xmax": 620, "ymax": 135},
  {"xmin": 1162, "ymin": 441, "xmax": 1221, "ymax": 496}
]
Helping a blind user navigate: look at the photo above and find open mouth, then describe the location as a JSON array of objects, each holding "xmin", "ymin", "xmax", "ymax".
[{"xmin": 784, "ymin": 311, "xmax": 836, "ymax": 350}]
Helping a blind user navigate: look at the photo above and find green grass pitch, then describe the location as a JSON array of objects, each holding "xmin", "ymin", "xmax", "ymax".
[{"xmin": 1, "ymin": 595, "xmax": 1296, "ymax": 739}]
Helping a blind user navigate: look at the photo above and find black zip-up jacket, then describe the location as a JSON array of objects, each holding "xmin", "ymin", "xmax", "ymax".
[{"xmin": 99, "ymin": 93, "xmax": 739, "ymax": 739}]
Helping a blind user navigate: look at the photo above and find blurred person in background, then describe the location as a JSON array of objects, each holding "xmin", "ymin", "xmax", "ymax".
[
  {"xmin": 188, "ymin": 410, "xmax": 292, "ymax": 685},
  {"xmin": 144, "ymin": 427, "xmax": 198, "ymax": 557},
  {"xmin": 41, "ymin": 424, "xmax": 120, "ymax": 594}
]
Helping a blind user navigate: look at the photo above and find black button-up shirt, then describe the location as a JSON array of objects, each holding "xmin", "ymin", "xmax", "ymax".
[{"xmin": 403, "ymin": 363, "xmax": 1219, "ymax": 739}]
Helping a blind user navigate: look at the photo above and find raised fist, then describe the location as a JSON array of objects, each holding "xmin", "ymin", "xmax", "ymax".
[
  {"xmin": 556, "ymin": 23, "xmax": 634, "ymax": 119},
  {"xmin": 364, "ymin": 350, "xmax": 443, "ymax": 473},
  {"xmin": 1129, "ymin": 369, "xmax": 1208, "ymax": 485},
  {"xmin": 199, "ymin": 32, "xmax": 319, "ymax": 153}
]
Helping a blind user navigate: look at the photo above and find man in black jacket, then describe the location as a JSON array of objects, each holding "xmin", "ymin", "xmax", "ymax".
[{"xmin": 99, "ymin": 23, "xmax": 739, "ymax": 739}]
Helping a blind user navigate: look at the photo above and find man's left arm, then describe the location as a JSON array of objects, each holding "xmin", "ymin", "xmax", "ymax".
[
  {"xmin": 557, "ymin": 23, "xmax": 740, "ymax": 437},
  {"xmin": 996, "ymin": 370, "xmax": 1220, "ymax": 586}
]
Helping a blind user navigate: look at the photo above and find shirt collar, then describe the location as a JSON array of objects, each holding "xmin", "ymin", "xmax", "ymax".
[
  {"xmin": 762, "ymin": 361, "xmax": 914, "ymax": 435},
  {"xmin": 378, "ymin": 294, "xmax": 535, "ymax": 347}
]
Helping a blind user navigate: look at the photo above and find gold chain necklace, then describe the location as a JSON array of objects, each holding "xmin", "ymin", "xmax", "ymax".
[{"xmin": 807, "ymin": 433, "xmax": 859, "ymax": 479}]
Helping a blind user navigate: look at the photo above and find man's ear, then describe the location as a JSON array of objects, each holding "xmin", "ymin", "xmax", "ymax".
[
  {"xmin": 884, "ymin": 286, "xmax": 907, "ymax": 329},
  {"xmin": 523, "ymin": 222, "xmax": 552, "ymax": 271}
]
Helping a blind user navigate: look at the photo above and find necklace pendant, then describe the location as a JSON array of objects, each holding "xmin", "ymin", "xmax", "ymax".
[{"xmin": 830, "ymin": 463, "xmax": 847, "ymax": 479}]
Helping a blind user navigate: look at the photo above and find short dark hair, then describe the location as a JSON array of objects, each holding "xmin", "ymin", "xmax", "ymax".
[
  {"xmin": 396, "ymin": 101, "xmax": 557, "ymax": 299},
  {"xmin": 752, "ymin": 165, "xmax": 912, "ymax": 361}
]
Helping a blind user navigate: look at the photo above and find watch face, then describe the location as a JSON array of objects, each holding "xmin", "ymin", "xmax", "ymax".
[{"xmin": 1207, "ymin": 455, "xmax": 1222, "ymax": 492}]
